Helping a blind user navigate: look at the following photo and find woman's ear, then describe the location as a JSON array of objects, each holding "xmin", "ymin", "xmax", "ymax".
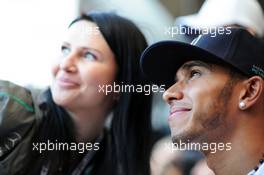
[{"xmin": 238, "ymin": 76, "xmax": 263, "ymax": 110}]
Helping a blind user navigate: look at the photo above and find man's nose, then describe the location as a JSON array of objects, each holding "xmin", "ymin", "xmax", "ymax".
[{"xmin": 163, "ymin": 82, "xmax": 184, "ymax": 104}]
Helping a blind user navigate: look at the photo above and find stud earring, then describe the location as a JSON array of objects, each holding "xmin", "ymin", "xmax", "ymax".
[{"xmin": 239, "ymin": 101, "xmax": 246, "ymax": 109}]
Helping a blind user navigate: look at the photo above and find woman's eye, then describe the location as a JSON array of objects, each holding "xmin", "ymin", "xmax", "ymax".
[
  {"xmin": 190, "ymin": 70, "xmax": 201, "ymax": 79},
  {"xmin": 61, "ymin": 46, "xmax": 70, "ymax": 56},
  {"xmin": 84, "ymin": 52, "xmax": 97, "ymax": 61}
]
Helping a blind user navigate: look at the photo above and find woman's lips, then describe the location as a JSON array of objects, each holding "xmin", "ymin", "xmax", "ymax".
[{"xmin": 56, "ymin": 77, "xmax": 80, "ymax": 88}]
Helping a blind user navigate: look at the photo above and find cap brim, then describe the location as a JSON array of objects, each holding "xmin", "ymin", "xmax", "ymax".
[{"xmin": 140, "ymin": 40, "xmax": 220, "ymax": 88}]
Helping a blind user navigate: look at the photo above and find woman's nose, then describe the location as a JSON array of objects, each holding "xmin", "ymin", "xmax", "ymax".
[{"xmin": 59, "ymin": 52, "xmax": 78, "ymax": 73}]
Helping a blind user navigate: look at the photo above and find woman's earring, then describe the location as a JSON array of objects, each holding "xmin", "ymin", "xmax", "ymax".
[{"xmin": 239, "ymin": 101, "xmax": 246, "ymax": 110}]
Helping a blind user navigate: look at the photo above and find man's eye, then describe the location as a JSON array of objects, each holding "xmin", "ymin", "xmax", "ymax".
[
  {"xmin": 61, "ymin": 46, "xmax": 70, "ymax": 56},
  {"xmin": 190, "ymin": 70, "xmax": 201, "ymax": 79},
  {"xmin": 84, "ymin": 52, "xmax": 97, "ymax": 61}
]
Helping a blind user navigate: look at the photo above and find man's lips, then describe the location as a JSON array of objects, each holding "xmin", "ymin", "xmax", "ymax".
[
  {"xmin": 169, "ymin": 106, "xmax": 192, "ymax": 119},
  {"xmin": 56, "ymin": 77, "xmax": 80, "ymax": 88},
  {"xmin": 170, "ymin": 108, "xmax": 191, "ymax": 114}
]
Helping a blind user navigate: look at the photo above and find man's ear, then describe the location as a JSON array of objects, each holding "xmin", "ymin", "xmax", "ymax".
[{"xmin": 238, "ymin": 76, "xmax": 263, "ymax": 110}]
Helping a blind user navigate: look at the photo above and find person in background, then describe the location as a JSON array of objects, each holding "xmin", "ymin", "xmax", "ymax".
[
  {"xmin": 151, "ymin": 137, "xmax": 203, "ymax": 175},
  {"xmin": 191, "ymin": 159, "xmax": 215, "ymax": 175},
  {"xmin": 174, "ymin": 0, "xmax": 264, "ymax": 42},
  {"xmin": 0, "ymin": 11, "xmax": 152, "ymax": 175}
]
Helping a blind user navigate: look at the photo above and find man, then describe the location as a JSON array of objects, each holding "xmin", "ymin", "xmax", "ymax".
[{"xmin": 140, "ymin": 28, "xmax": 264, "ymax": 175}]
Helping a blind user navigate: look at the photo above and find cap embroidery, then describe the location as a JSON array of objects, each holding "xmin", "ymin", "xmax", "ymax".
[
  {"xmin": 191, "ymin": 34, "xmax": 203, "ymax": 45},
  {"xmin": 251, "ymin": 65, "xmax": 264, "ymax": 78}
]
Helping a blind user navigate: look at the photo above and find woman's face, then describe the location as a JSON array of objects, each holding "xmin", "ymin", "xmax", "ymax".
[{"xmin": 51, "ymin": 20, "xmax": 117, "ymax": 112}]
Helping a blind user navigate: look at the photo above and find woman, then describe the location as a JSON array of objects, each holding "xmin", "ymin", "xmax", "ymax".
[{"xmin": 0, "ymin": 12, "xmax": 152, "ymax": 175}]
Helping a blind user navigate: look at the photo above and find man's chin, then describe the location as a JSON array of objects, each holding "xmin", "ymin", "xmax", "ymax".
[{"xmin": 171, "ymin": 128, "xmax": 202, "ymax": 145}]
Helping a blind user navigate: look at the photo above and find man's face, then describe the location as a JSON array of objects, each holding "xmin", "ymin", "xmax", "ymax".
[{"xmin": 163, "ymin": 60, "xmax": 237, "ymax": 145}]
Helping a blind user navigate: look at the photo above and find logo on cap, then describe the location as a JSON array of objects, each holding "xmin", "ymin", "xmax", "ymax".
[{"xmin": 191, "ymin": 34, "xmax": 203, "ymax": 45}]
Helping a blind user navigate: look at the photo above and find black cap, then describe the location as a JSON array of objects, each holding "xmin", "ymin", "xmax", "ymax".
[{"xmin": 140, "ymin": 28, "xmax": 264, "ymax": 87}]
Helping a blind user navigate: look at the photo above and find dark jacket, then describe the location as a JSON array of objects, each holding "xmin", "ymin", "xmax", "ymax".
[
  {"xmin": 0, "ymin": 80, "xmax": 38, "ymax": 174},
  {"xmin": 0, "ymin": 80, "xmax": 110, "ymax": 175}
]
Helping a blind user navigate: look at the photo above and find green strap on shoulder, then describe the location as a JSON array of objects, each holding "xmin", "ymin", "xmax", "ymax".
[{"xmin": 0, "ymin": 92, "xmax": 34, "ymax": 113}]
